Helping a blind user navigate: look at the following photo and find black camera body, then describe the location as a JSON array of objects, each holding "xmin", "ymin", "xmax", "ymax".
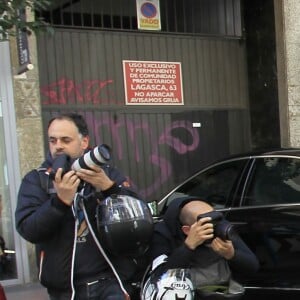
[
  {"xmin": 47, "ymin": 153, "xmax": 73, "ymax": 180},
  {"xmin": 47, "ymin": 144, "xmax": 111, "ymax": 180},
  {"xmin": 197, "ymin": 210, "xmax": 235, "ymax": 242}
]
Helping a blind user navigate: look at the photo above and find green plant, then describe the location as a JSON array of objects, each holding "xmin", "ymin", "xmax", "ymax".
[{"xmin": 0, "ymin": 0, "xmax": 53, "ymax": 39}]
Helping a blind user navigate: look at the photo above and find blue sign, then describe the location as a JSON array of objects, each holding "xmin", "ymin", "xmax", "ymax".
[{"xmin": 141, "ymin": 2, "xmax": 157, "ymax": 18}]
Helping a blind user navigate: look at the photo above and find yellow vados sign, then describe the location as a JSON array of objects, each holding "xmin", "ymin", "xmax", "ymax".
[{"xmin": 136, "ymin": 0, "xmax": 161, "ymax": 31}]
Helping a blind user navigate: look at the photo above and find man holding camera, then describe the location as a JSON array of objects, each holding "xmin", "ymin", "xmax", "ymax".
[
  {"xmin": 146, "ymin": 196, "xmax": 259, "ymax": 299},
  {"xmin": 15, "ymin": 113, "xmax": 141, "ymax": 300}
]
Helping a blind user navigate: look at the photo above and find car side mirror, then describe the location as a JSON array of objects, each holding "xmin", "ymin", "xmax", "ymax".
[{"xmin": 147, "ymin": 200, "xmax": 159, "ymax": 217}]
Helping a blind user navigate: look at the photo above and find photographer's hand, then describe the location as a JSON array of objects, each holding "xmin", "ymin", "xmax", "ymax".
[
  {"xmin": 53, "ymin": 168, "xmax": 81, "ymax": 206},
  {"xmin": 184, "ymin": 217, "xmax": 214, "ymax": 250},
  {"xmin": 211, "ymin": 237, "xmax": 235, "ymax": 260},
  {"xmin": 76, "ymin": 165, "xmax": 114, "ymax": 191}
]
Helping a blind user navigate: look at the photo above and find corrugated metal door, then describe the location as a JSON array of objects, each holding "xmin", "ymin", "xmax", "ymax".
[{"xmin": 37, "ymin": 28, "xmax": 250, "ymax": 200}]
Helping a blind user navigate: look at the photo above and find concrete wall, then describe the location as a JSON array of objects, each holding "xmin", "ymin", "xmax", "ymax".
[
  {"xmin": 275, "ymin": 0, "xmax": 300, "ymax": 147},
  {"xmin": 9, "ymin": 10, "xmax": 44, "ymax": 282}
]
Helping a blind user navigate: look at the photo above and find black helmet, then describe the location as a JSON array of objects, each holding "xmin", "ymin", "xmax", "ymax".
[{"xmin": 96, "ymin": 194, "xmax": 154, "ymax": 257}]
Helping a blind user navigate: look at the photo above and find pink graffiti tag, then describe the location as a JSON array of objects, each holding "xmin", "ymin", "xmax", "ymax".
[
  {"xmin": 159, "ymin": 120, "xmax": 199, "ymax": 154},
  {"xmin": 88, "ymin": 115, "xmax": 199, "ymax": 197}
]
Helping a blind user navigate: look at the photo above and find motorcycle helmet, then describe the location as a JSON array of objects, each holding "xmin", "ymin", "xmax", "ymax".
[
  {"xmin": 142, "ymin": 268, "xmax": 194, "ymax": 300},
  {"xmin": 96, "ymin": 194, "xmax": 154, "ymax": 257}
]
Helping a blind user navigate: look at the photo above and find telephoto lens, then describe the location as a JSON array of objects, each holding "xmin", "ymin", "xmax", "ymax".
[{"xmin": 72, "ymin": 144, "xmax": 111, "ymax": 171}]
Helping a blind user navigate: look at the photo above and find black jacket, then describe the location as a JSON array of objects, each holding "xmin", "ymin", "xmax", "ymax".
[
  {"xmin": 150, "ymin": 196, "xmax": 259, "ymax": 278},
  {"xmin": 15, "ymin": 153, "xmax": 141, "ymax": 292}
]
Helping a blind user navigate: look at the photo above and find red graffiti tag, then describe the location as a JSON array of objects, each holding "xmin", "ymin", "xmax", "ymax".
[{"xmin": 40, "ymin": 78, "xmax": 115, "ymax": 105}]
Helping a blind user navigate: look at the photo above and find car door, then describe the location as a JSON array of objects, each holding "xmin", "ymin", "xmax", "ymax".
[{"xmin": 225, "ymin": 156, "xmax": 300, "ymax": 297}]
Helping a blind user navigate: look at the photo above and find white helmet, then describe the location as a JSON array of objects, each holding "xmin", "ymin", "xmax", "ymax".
[{"xmin": 142, "ymin": 269, "xmax": 194, "ymax": 300}]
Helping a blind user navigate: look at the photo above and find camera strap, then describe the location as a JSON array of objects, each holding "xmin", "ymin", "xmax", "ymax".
[
  {"xmin": 36, "ymin": 167, "xmax": 56, "ymax": 194},
  {"xmin": 74, "ymin": 191, "xmax": 131, "ymax": 300}
]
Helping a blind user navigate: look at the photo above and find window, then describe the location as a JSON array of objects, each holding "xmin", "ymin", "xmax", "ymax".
[
  {"xmin": 165, "ymin": 159, "xmax": 247, "ymax": 209},
  {"xmin": 36, "ymin": 0, "xmax": 242, "ymax": 37},
  {"xmin": 0, "ymin": 42, "xmax": 20, "ymax": 281},
  {"xmin": 245, "ymin": 157, "xmax": 300, "ymax": 206}
]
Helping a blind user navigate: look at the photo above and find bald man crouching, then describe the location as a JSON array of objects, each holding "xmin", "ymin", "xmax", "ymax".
[{"xmin": 147, "ymin": 196, "xmax": 259, "ymax": 299}]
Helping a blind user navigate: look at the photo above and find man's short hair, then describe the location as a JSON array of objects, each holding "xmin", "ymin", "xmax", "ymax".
[{"xmin": 48, "ymin": 113, "xmax": 89, "ymax": 137}]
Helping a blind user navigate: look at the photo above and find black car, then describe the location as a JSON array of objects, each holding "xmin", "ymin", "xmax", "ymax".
[{"xmin": 154, "ymin": 148, "xmax": 300, "ymax": 299}]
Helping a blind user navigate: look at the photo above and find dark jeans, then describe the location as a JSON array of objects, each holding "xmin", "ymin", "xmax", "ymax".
[{"xmin": 48, "ymin": 279, "xmax": 127, "ymax": 300}]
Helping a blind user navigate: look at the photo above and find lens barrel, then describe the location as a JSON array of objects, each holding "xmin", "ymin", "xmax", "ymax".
[
  {"xmin": 215, "ymin": 220, "xmax": 235, "ymax": 240},
  {"xmin": 72, "ymin": 144, "xmax": 111, "ymax": 171}
]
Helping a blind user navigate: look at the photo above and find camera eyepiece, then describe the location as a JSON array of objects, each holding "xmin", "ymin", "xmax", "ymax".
[{"xmin": 47, "ymin": 154, "xmax": 73, "ymax": 180}]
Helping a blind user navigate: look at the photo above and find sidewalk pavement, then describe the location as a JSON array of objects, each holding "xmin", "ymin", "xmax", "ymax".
[{"xmin": 3, "ymin": 282, "xmax": 48, "ymax": 300}]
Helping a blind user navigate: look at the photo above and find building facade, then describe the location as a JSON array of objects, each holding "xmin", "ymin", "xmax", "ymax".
[{"xmin": 0, "ymin": 0, "xmax": 299, "ymax": 287}]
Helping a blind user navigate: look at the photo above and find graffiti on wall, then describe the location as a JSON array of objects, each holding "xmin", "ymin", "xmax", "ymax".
[
  {"xmin": 89, "ymin": 115, "xmax": 200, "ymax": 197},
  {"xmin": 40, "ymin": 78, "xmax": 116, "ymax": 105},
  {"xmin": 40, "ymin": 78, "xmax": 201, "ymax": 198}
]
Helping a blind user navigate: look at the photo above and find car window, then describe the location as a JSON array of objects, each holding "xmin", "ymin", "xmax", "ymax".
[
  {"xmin": 245, "ymin": 157, "xmax": 300, "ymax": 206},
  {"xmin": 163, "ymin": 159, "xmax": 247, "ymax": 210}
]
